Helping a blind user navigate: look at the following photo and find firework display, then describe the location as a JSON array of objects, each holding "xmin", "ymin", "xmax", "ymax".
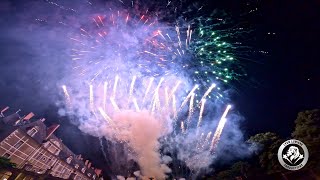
[
  {"xmin": 69, "ymin": 10, "xmax": 242, "ymax": 88},
  {"xmin": 62, "ymin": 75, "xmax": 232, "ymax": 178},
  {"xmin": 41, "ymin": 0, "xmax": 250, "ymax": 178}
]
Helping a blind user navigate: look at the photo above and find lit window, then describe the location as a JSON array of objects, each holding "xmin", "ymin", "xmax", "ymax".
[
  {"xmin": 75, "ymin": 164, "xmax": 79, "ymax": 169},
  {"xmin": 81, "ymin": 167, "xmax": 86, "ymax": 173},
  {"xmin": 13, "ymin": 141, "xmax": 24, "ymax": 149},
  {"xmin": 0, "ymin": 171, "xmax": 12, "ymax": 180},
  {"xmin": 66, "ymin": 156, "xmax": 73, "ymax": 164},
  {"xmin": 27, "ymin": 127, "xmax": 38, "ymax": 137}
]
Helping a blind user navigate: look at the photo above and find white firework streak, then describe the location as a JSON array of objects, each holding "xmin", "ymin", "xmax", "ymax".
[
  {"xmin": 89, "ymin": 84, "xmax": 94, "ymax": 111},
  {"xmin": 63, "ymin": 77, "xmax": 232, "ymax": 153},
  {"xmin": 62, "ymin": 85, "xmax": 71, "ymax": 107},
  {"xmin": 103, "ymin": 81, "xmax": 108, "ymax": 110},
  {"xmin": 143, "ymin": 77, "xmax": 154, "ymax": 103},
  {"xmin": 210, "ymin": 105, "xmax": 232, "ymax": 151},
  {"xmin": 112, "ymin": 75, "xmax": 119, "ymax": 99}
]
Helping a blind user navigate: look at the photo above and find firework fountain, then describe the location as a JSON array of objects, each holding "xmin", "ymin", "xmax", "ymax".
[{"xmin": 62, "ymin": 76, "xmax": 232, "ymax": 179}]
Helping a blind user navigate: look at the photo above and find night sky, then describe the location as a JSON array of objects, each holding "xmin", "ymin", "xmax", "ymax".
[
  {"xmin": 236, "ymin": 0, "xmax": 320, "ymax": 137},
  {"xmin": 0, "ymin": 0, "xmax": 319, "ymax": 177}
]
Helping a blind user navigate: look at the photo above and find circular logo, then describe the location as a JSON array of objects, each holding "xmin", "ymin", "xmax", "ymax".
[{"xmin": 278, "ymin": 139, "xmax": 309, "ymax": 171}]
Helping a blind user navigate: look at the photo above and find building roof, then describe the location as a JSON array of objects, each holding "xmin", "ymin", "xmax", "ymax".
[
  {"xmin": 19, "ymin": 119, "xmax": 48, "ymax": 144},
  {"xmin": 0, "ymin": 112, "xmax": 100, "ymax": 179},
  {"xmin": 2, "ymin": 112, "xmax": 20, "ymax": 125},
  {"xmin": 0, "ymin": 121, "xmax": 16, "ymax": 142}
]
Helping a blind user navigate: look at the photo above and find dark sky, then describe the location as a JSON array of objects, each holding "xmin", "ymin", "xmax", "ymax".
[
  {"xmin": 0, "ymin": 0, "xmax": 319, "ymax": 177},
  {"xmin": 207, "ymin": 0, "xmax": 320, "ymax": 137},
  {"xmin": 235, "ymin": 0, "xmax": 320, "ymax": 137}
]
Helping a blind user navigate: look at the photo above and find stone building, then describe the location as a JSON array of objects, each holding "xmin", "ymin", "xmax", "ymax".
[{"xmin": 0, "ymin": 107, "xmax": 102, "ymax": 180}]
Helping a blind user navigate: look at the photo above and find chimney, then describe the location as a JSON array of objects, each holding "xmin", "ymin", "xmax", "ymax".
[
  {"xmin": 40, "ymin": 118, "xmax": 46, "ymax": 122},
  {"xmin": 23, "ymin": 112, "xmax": 35, "ymax": 121},
  {"xmin": 16, "ymin": 109, "xmax": 21, "ymax": 118},
  {"xmin": 0, "ymin": 106, "xmax": 9, "ymax": 117},
  {"xmin": 88, "ymin": 162, "xmax": 92, "ymax": 168},
  {"xmin": 94, "ymin": 169, "xmax": 102, "ymax": 177},
  {"xmin": 77, "ymin": 154, "xmax": 82, "ymax": 160},
  {"xmin": 85, "ymin": 160, "xmax": 89, "ymax": 166}
]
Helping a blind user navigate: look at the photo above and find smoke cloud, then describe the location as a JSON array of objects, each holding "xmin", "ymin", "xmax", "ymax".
[
  {"xmin": 0, "ymin": 0, "xmax": 256, "ymax": 178},
  {"xmin": 83, "ymin": 110, "xmax": 172, "ymax": 179},
  {"xmin": 111, "ymin": 111, "xmax": 171, "ymax": 179}
]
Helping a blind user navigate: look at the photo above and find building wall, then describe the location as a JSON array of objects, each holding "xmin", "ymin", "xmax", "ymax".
[
  {"xmin": 26, "ymin": 145, "xmax": 57, "ymax": 174},
  {"xmin": 0, "ymin": 122, "xmax": 97, "ymax": 180},
  {"xmin": 74, "ymin": 171, "xmax": 90, "ymax": 180},
  {"xmin": 0, "ymin": 129, "xmax": 91, "ymax": 180},
  {"xmin": 50, "ymin": 160, "xmax": 74, "ymax": 179},
  {"xmin": 0, "ymin": 129, "xmax": 37, "ymax": 168}
]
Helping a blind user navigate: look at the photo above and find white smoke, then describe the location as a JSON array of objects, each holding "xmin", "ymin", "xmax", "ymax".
[
  {"xmin": 162, "ymin": 155, "xmax": 173, "ymax": 164},
  {"xmin": 113, "ymin": 111, "xmax": 171, "ymax": 179},
  {"xmin": 79, "ymin": 110, "xmax": 172, "ymax": 179}
]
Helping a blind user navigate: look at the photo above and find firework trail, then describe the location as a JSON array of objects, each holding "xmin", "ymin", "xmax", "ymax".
[
  {"xmin": 186, "ymin": 92, "xmax": 195, "ymax": 128},
  {"xmin": 100, "ymin": 137, "xmax": 108, "ymax": 162},
  {"xmin": 90, "ymin": 84, "xmax": 94, "ymax": 111},
  {"xmin": 143, "ymin": 77, "xmax": 154, "ymax": 103},
  {"xmin": 202, "ymin": 131, "xmax": 212, "ymax": 149},
  {"xmin": 197, "ymin": 99, "xmax": 206, "ymax": 130},
  {"xmin": 179, "ymin": 84, "xmax": 198, "ymax": 111},
  {"xmin": 210, "ymin": 105, "xmax": 232, "ymax": 151},
  {"xmin": 103, "ymin": 81, "xmax": 108, "ymax": 110},
  {"xmin": 112, "ymin": 75, "xmax": 119, "ymax": 99},
  {"xmin": 62, "ymin": 85, "xmax": 71, "ymax": 106},
  {"xmin": 62, "ymin": 76, "xmax": 233, "ymax": 178}
]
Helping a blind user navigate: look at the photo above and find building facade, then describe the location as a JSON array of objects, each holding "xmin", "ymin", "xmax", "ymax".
[{"xmin": 0, "ymin": 107, "xmax": 102, "ymax": 180}]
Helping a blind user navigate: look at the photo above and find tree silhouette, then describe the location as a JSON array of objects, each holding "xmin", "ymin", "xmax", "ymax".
[
  {"xmin": 0, "ymin": 157, "xmax": 16, "ymax": 169},
  {"xmin": 292, "ymin": 109, "xmax": 320, "ymax": 171},
  {"xmin": 247, "ymin": 132, "xmax": 283, "ymax": 173},
  {"xmin": 216, "ymin": 161, "xmax": 251, "ymax": 179}
]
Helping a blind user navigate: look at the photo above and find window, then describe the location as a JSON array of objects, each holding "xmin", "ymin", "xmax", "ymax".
[
  {"xmin": 27, "ymin": 127, "xmax": 38, "ymax": 137},
  {"xmin": 87, "ymin": 173, "xmax": 91, "ymax": 177},
  {"xmin": 3, "ymin": 153, "xmax": 10, "ymax": 158},
  {"xmin": 14, "ymin": 140, "xmax": 24, "ymax": 149},
  {"xmin": 25, "ymin": 165, "xmax": 33, "ymax": 171},
  {"xmin": 0, "ymin": 171, "xmax": 12, "ymax": 180},
  {"xmin": 75, "ymin": 164, "xmax": 79, "ymax": 169},
  {"xmin": 53, "ymin": 148, "xmax": 60, "ymax": 155},
  {"xmin": 36, "ymin": 153, "xmax": 43, "ymax": 160},
  {"xmin": 42, "ymin": 157, "xmax": 47, "ymax": 162},
  {"xmin": 81, "ymin": 167, "xmax": 86, "ymax": 173},
  {"xmin": 66, "ymin": 156, "xmax": 73, "ymax": 164}
]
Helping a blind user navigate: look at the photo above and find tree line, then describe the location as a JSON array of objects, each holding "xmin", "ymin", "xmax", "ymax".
[{"xmin": 213, "ymin": 109, "xmax": 320, "ymax": 179}]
